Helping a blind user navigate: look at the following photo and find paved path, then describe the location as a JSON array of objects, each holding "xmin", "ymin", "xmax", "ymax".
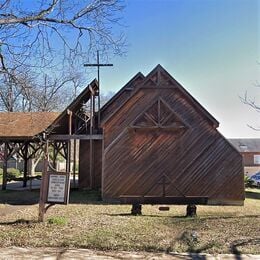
[
  {"xmin": 0, "ymin": 176, "xmax": 78, "ymax": 191},
  {"xmin": 0, "ymin": 247, "xmax": 259, "ymax": 260}
]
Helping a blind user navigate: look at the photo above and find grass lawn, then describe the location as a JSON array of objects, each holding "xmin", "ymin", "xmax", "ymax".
[{"xmin": 0, "ymin": 188, "xmax": 259, "ymax": 254}]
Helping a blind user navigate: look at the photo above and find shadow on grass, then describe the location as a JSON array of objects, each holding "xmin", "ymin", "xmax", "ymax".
[
  {"xmin": 68, "ymin": 189, "xmax": 104, "ymax": 204},
  {"xmin": 245, "ymin": 190, "xmax": 260, "ymax": 200},
  {"xmin": 230, "ymin": 238, "xmax": 260, "ymax": 259},
  {"xmin": 105, "ymin": 212, "xmax": 190, "ymax": 219},
  {"xmin": 0, "ymin": 218, "xmax": 38, "ymax": 226},
  {"xmin": 1, "ymin": 187, "xmax": 259, "ymax": 207},
  {"xmin": 173, "ymin": 230, "xmax": 216, "ymax": 257},
  {"xmin": 0, "ymin": 190, "xmax": 40, "ymax": 205},
  {"xmin": 0, "ymin": 189, "xmax": 107, "ymax": 206},
  {"xmin": 105, "ymin": 212, "xmax": 260, "ymax": 223}
]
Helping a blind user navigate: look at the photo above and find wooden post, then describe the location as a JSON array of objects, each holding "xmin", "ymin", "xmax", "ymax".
[
  {"xmin": 186, "ymin": 204, "xmax": 197, "ymax": 217},
  {"xmin": 22, "ymin": 142, "xmax": 29, "ymax": 187},
  {"xmin": 73, "ymin": 115, "xmax": 77, "ymax": 188},
  {"xmin": 38, "ymin": 140, "xmax": 49, "ymax": 222},
  {"xmin": 73, "ymin": 139, "xmax": 77, "ymax": 188},
  {"xmin": 131, "ymin": 204, "xmax": 142, "ymax": 215},
  {"xmin": 89, "ymin": 93, "xmax": 94, "ymax": 189},
  {"xmin": 66, "ymin": 110, "xmax": 72, "ymax": 174},
  {"xmin": 88, "ymin": 85, "xmax": 97, "ymax": 190},
  {"xmin": 23, "ymin": 157, "xmax": 28, "ymax": 187},
  {"xmin": 2, "ymin": 142, "xmax": 8, "ymax": 190},
  {"xmin": 52, "ymin": 142, "xmax": 56, "ymax": 170}
]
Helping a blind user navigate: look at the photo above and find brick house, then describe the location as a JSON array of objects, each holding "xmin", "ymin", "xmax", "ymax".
[{"xmin": 229, "ymin": 138, "xmax": 260, "ymax": 177}]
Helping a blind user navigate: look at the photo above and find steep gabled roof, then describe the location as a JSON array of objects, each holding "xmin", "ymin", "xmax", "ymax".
[
  {"xmin": 140, "ymin": 65, "xmax": 219, "ymax": 127},
  {"xmin": 0, "ymin": 112, "xmax": 59, "ymax": 140},
  {"xmin": 47, "ymin": 79, "xmax": 99, "ymax": 134},
  {"xmin": 101, "ymin": 64, "xmax": 219, "ymax": 128},
  {"xmin": 101, "ymin": 72, "xmax": 145, "ymax": 111},
  {"xmin": 101, "ymin": 72, "xmax": 145, "ymax": 121}
]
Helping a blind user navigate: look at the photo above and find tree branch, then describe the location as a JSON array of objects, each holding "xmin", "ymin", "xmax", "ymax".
[{"xmin": 0, "ymin": 0, "xmax": 59, "ymax": 25}]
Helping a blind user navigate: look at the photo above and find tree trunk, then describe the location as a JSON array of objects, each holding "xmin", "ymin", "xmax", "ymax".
[{"xmin": 28, "ymin": 157, "xmax": 41, "ymax": 176}]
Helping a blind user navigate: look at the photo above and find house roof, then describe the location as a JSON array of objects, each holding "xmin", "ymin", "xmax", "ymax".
[
  {"xmin": 0, "ymin": 112, "xmax": 59, "ymax": 140},
  {"xmin": 228, "ymin": 138, "xmax": 260, "ymax": 152}
]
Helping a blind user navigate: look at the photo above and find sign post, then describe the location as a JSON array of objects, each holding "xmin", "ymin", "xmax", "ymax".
[
  {"xmin": 38, "ymin": 140, "xmax": 70, "ymax": 222},
  {"xmin": 38, "ymin": 141, "xmax": 49, "ymax": 222}
]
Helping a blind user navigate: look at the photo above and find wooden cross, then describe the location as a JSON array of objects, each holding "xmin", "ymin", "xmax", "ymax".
[
  {"xmin": 158, "ymin": 174, "xmax": 171, "ymax": 197},
  {"xmin": 84, "ymin": 51, "xmax": 113, "ymax": 126}
]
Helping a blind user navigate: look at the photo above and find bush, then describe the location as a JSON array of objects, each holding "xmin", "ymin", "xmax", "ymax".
[
  {"xmin": 0, "ymin": 168, "xmax": 21, "ymax": 181},
  {"xmin": 244, "ymin": 176, "xmax": 254, "ymax": 188}
]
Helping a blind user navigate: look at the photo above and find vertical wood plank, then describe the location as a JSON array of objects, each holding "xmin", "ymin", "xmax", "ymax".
[{"xmin": 2, "ymin": 142, "xmax": 8, "ymax": 190}]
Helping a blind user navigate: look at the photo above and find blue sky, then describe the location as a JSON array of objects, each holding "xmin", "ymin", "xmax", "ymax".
[{"xmin": 86, "ymin": 0, "xmax": 260, "ymax": 138}]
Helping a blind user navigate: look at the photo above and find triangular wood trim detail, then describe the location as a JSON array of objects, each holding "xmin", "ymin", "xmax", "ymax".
[{"xmin": 131, "ymin": 97, "xmax": 188, "ymax": 130}]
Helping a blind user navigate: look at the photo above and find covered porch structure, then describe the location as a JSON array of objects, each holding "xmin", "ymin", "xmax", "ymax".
[{"xmin": 0, "ymin": 79, "xmax": 102, "ymax": 191}]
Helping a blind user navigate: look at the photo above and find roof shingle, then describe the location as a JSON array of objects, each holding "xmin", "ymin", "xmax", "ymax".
[{"xmin": 0, "ymin": 112, "xmax": 59, "ymax": 139}]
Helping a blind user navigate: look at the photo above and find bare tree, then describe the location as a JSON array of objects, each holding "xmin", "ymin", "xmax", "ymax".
[
  {"xmin": 0, "ymin": 70, "xmax": 34, "ymax": 111},
  {"xmin": 0, "ymin": 68, "xmax": 88, "ymax": 112},
  {"xmin": 241, "ymin": 84, "xmax": 260, "ymax": 131},
  {"xmin": 70, "ymin": 70, "xmax": 87, "ymax": 99},
  {"xmin": 0, "ymin": 0, "xmax": 125, "ymax": 111},
  {"xmin": 30, "ymin": 74, "xmax": 77, "ymax": 112}
]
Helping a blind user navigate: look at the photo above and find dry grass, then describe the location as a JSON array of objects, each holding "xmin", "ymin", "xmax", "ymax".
[{"xmin": 0, "ymin": 189, "xmax": 259, "ymax": 254}]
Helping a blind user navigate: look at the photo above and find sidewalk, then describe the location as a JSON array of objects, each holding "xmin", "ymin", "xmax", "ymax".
[{"xmin": 0, "ymin": 247, "xmax": 259, "ymax": 260}]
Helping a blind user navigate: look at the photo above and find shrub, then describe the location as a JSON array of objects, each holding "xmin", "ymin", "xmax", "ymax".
[
  {"xmin": 0, "ymin": 168, "xmax": 21, "ymax": 181},
  {"xmin": 7, "ymin": 168, "xmax": 21, "ymax": 180},
  {"xmin": 244, "ymin": 176, "xmax": 254, "ymax": 188}
]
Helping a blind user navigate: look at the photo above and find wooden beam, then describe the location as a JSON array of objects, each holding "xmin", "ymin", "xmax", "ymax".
[
  {"xmin": 48, "ymin": 135, "xmax": 103, "ymax": 140},
  {"xmin": 119, "ymin": 196, "xmax": 209, "ymax": 205},
  {"xmin": 23, "ymin": 143, "xmax": 28, "ymax": 187},
  {"xmin": 2, "ymin": 142, "xmax": 8, "ymax": 190}
]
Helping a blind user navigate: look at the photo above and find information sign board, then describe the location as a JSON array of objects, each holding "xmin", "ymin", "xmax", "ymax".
[{"xmin": 46, "ymin": 172, "xmax": 70, "ymax": 204}]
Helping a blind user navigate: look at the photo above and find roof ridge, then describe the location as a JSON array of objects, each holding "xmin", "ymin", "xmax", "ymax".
[
  {"xmin": 117, "ymin": 64, "xmax": 219, "ymax": 128},
  {"xmin": 101, "ymin": 72, "xmax": 145, "ymax": 112}
]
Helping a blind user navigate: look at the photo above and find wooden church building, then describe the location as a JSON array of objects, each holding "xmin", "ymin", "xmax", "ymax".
[
  {"xmin": 49, "ymin": 64, "xmax": 244, "ymax": 206},
  {"xmin": 0, "ymin": 65, "xmax": 244, "ymax": 208}
]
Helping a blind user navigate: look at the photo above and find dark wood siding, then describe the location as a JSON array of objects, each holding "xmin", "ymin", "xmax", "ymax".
[
  {"xmin": 102, "ymin": 67, "xmax": 244, "ymax": 205},
  {"xmin": 79, "ymin": 140, "xmax": 102, "ymax": 189}
]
